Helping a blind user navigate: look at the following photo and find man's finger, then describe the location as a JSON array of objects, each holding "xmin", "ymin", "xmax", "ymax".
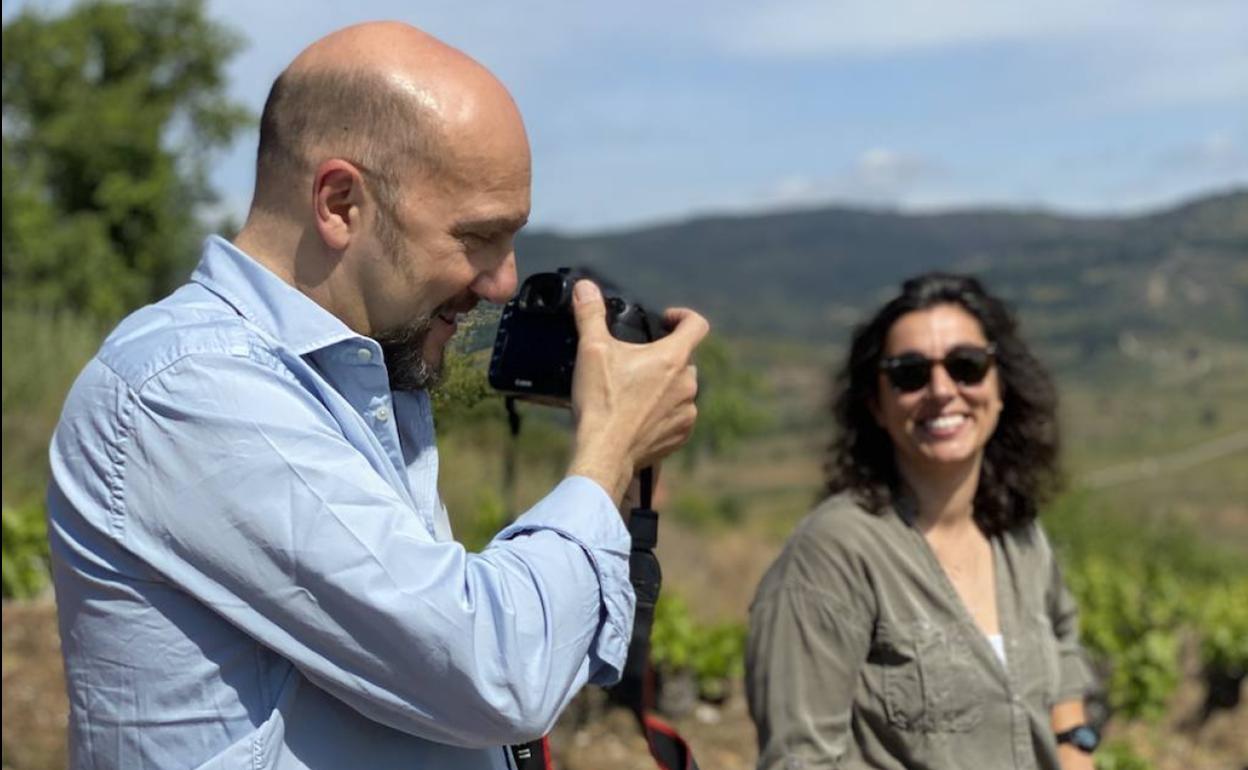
[
  {"xmin": 572, "ymin": 279, "xmax": 609, "ymax": 342},
  {"xmin": 657, "ymin": 307, "xmax": 710, "ymax": 353}
]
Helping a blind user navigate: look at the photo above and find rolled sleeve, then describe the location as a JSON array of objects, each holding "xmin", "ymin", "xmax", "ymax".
[
  {"xmin": 497, "ymin": 476, "xmax": 635, "ymax": 685},
  {"xmin": 1045, "ymin": 538, "xmax": 1097, "ymax": 703}
]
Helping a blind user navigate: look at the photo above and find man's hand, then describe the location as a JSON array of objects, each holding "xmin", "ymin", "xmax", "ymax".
[{"xmin": 566, "ymin": 280, "xmax": 707, "ymax": 503}]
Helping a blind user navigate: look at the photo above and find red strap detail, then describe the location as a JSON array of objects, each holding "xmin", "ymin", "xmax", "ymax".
[
  {"xmin": 644, "ymin": 715, "xmax": 674, "ymax": 736},
  {"xmin": 639, "ymin": 712, "xmax": 698, "ymax": 770}
]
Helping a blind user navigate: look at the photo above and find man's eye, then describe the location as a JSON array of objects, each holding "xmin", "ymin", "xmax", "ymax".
[{"xmin": 458, "ymin": 233, "xmax": 491, "ymax": 247}]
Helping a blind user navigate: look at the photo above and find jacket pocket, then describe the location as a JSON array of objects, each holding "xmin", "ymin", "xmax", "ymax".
[{"xmin": 877, "ymin": 619, "xmax": 984, "ymax": 733}]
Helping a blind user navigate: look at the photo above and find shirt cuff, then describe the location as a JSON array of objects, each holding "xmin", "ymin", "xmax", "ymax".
[{"xmin": 496, "ymin": 475, "xmax": 635, "ymax": 685}]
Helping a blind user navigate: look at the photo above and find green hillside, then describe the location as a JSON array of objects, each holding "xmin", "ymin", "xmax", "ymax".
[{"xmin": 516, "ymin": 189, "xmax": 1248, "ymax": 359}]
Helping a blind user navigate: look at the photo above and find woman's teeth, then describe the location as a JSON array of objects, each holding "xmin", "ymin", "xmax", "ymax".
[{"xmin": 923, "ymin": 414, "xmax": 966, "ymax": 432}]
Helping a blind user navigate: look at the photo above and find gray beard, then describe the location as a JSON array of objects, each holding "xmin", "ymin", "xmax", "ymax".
[{"xmin": 375, "ymin": 315, "xmax": 442, "ymax": 392}]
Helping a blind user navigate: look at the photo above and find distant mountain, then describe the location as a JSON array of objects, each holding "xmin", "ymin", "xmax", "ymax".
[{"xmin": 515, "ymin": 189, "xmax": 1248, "ymax": 358}]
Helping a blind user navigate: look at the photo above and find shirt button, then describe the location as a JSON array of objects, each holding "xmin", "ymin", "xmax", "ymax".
[
  {"xmin": 375, "ymin": 406, "xmax": 390, "ymax": 422},
  {"xmin": 357, "ymin": 347, "xmax": 373, "ymax": 363}
]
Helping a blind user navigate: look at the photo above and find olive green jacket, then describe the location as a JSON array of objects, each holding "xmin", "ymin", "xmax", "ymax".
[{"xmin": 746, "ymin": 494, "xmax": 1096, "ymax": 770}]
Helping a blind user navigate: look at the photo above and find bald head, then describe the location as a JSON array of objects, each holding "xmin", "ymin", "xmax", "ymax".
[
  {"xmin": 250, "ymin": 22, "xmax": 524, "ymax": 218},
  {"xmin": 237, "ymin": 22, "xmax": 530, "ymax": 345}
]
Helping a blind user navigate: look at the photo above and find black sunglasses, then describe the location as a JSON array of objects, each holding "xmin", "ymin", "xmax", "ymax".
[{"xmin": 879, "ymin": 344, "xmax": 997, "ymax": 393}]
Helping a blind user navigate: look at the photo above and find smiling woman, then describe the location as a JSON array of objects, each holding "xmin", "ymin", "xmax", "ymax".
[
  {"xmin": 825, "ymin": 272, "xmax": 1061, "ymax": 535},
  {"xmin": 871, "ymin": 305, "xmax": 1004, "ymax": 482},
  {"xmin": 746, "ymin": 273, "xmax": 1099, "ymax": 770}
]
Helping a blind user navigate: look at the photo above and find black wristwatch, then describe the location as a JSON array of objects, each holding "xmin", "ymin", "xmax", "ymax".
[{"xmin": 1055, "ymin": 724, "xmax": 1100, "ymax": 753}]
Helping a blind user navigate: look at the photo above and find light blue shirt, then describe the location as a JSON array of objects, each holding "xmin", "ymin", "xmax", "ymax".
[{"xmin": 47, "ymin": 236, "xmax": 635, "ymax": 770}]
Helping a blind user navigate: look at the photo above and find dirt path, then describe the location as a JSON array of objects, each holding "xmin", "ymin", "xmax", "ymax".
[{"xmin": 1080, "ymin": 428, "xmax": 1248, "ymax": 489}]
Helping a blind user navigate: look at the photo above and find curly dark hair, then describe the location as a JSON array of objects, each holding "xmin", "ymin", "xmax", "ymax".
[{"xmin": 824, "ymin": 272, "xmax": 1062, "ymax": 535}]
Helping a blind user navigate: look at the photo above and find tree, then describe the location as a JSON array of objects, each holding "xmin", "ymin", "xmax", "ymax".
[
  {"xmin": 2, "ymin": 0, "xmax": 252, "ymax": 321},
  {"xmin": 2, "ymin": 0, "xmax": 251, "ymax": 597}
]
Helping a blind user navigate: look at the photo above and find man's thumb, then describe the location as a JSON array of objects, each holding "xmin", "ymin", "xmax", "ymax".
[{"xmin": 572, "ymin": 279, "xmax": 608, "ymax": 339}]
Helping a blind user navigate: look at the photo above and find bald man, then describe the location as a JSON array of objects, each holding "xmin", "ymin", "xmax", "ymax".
[{"xmin": 47, "ymin": 22, "xmax": 706, "ymax": 770}]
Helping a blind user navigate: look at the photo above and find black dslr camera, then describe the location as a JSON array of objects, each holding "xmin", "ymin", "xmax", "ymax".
[{"xmin": 489, "ymin": 267, "xmax": 666, "ymax": 404}]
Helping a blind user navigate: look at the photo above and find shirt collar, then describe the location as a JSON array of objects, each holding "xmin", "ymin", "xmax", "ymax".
[{"xmin": 191, "ymin": 235, "xmax": 363, "ymax": 356}]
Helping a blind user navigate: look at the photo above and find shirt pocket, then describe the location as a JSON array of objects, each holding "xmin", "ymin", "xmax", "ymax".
[{"xmin": 875, "ymin": 619, "xmax": 985, "ymax": 733}]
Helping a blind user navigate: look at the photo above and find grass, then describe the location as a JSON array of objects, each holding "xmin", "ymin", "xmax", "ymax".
[
  {"xmin": 2, "ymin": 310, "xmax": 112, "ymax": 597},
  {"xmin": 2, "ymin": 310, "xmax": 111, "ymax": 507}
]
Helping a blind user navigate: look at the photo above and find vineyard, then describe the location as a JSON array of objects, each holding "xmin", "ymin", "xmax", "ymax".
[
  {"xmin": 5, "ymin": 6, "xmax": 1245, "ymax": 760},
  {"xmin": 5, "ymin": 331, "xmax": 1245, "ymax": 769}
]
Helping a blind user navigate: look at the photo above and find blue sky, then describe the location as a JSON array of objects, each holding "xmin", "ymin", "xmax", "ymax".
[{"xmin": 10, "ymin": 0, "xmax": 1248, "ymax": 232}]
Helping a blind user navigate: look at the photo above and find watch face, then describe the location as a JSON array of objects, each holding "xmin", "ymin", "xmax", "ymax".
[{"xmin": 1071, "ymin": 725, "xmax": 1100, "ymax": 752}]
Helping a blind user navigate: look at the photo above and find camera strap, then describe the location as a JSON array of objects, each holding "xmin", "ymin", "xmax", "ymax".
[
  {"xmin": 505, "ymin": 405, "xmax": 700, "ymax": 770},
  {"xmin": 611, "ymin": 467, "xmax": 701, "ymax": 770}
]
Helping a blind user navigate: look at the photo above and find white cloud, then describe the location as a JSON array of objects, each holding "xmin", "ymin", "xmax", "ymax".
[
  {"xmin": 712, "ymin": 0, "xmax": 1244, "ymax": 58},
  {"xmin": 714, "ymin": 0, "xmax": 1248, "ymax": 115},
  {"xmin": 756, "ymin": 147, "xmax": 947, "ymax": 209},
  {"xmin": 14, "ymin": 0, "xmax": 1236, "ymax": 228},
  {"xmin": 854, "ymin": 148, "xmax": 933, "ymax": 190},
  {"xmin": 768, "ymin": 175, "xmax": 823, "ymax": 206}
]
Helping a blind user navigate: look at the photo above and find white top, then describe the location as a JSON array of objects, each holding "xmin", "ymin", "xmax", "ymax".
[{"xmin": 987, "ymin": 633, "xmax": 1007, "ymax": 665}]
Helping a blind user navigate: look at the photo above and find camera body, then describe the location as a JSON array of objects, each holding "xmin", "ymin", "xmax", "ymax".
[{"xmin": 489, "ymin": 267, "xmax": 665, "ymax": 404}]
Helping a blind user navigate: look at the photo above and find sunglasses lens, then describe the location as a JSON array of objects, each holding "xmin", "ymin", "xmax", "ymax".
[
  {"xmin": 945, "ymin": 347, "xmax": 992, "ymax": 385},
  {"xmin": 885, "ymin": 356, "xmax": 931, "ymax": 392},
  {"xmin": 882, "ymin": 347, "xmax": 994, "ymax": 392}
]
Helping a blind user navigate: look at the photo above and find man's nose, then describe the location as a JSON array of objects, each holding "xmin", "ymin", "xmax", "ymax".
[{"xmin": 470, "ymin": 250, "xmax": 518, "ymax": 305}]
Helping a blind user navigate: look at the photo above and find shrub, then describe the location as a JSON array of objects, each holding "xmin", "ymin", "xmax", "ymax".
[
  {"xmin": 2, "ymin": 502, "xmax": 50, "ymax": 598},
  {"xmin": 650, "ymin": 593, "xmax": 747, "ymax": 702},
  {"xmin": 1198, "ymin": 577, "xmax": 1248, "ymax": 679}
]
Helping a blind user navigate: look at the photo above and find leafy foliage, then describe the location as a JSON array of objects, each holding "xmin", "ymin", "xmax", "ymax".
[
  {"xmin": 2, "ymin": 502, "xmax": 51, "ymax": 598},
  {"xmin": 2, "ymin": 0, "xmax": 251, "ymax": 321},
  {"xmin": 1094, "ymin": 740, "xmax": 1154, "ymax": 770},
  {"xmin": 1, "ymin": 1, "xmax": 250, "ymax": 597},
  {"xmin": 430, "ymin": 307, "xmax": 507, "ymax": 432},
  {"xmin": 1046, "ymin": 492, "xmax": 1248, "ymax": 721},
  {"xmin": 1198, "ymin": 578, "xmax": 1248, "ymax": 678},
  {"xmin": 1067, "ymin": 556, "xmax": 1185, "ymax": 720},
  {"xmin": 649, "ymin": 593, "xmax": 747, "ymax": 701},
  {"xmin": 430, "ymin": 351, "xmax": 502, "ymax": 431}
]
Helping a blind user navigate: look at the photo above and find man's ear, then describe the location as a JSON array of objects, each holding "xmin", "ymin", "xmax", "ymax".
[{"xmin": 312, "ymin": 159, "xmax": 366, "ymax": 251}]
